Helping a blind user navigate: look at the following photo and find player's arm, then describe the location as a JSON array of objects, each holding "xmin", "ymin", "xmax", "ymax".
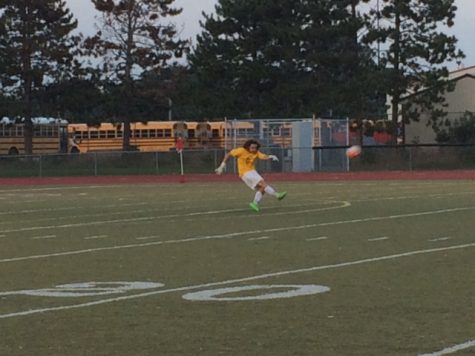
[
  {"xmin": 215, "ymin": 151, "xmax": 233, "ymax": 175},
  {"xmin": 258, "ymin": 151, "xmax": 279, "ymax": 162}
]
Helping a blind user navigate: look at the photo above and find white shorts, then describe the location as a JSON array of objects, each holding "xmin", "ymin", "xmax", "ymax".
[{"xmin": 241, "ymin": 170, "xmax": 264, "ymax": 190}]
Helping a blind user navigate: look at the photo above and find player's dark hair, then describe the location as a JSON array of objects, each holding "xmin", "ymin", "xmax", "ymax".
[{"xmin": 243, "ymin": 139, "xmax": 261, "ymax": 151}]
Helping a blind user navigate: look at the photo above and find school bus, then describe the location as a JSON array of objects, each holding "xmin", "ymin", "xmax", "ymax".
[
  {"xmin": 0, "ymin": 117, "xmax": 72, "ymax": 155},
  {"xmin": 68, "ymin": 121, "xmax": 230, "ymax": 153}
]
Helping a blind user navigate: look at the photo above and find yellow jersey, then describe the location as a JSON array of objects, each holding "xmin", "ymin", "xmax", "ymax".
[{"xmin": 230, "ymin": 147, "xmax": 269, "ymax": 177}]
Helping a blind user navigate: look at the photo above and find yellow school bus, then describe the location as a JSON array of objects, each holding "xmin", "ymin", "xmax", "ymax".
[
  {"xmin": 68, "ymin": 121, "xmax": 229, "ymax": 153},
  {"xmin": 0, "ymin": 117, "xmax": 72, "ymax": 155}
]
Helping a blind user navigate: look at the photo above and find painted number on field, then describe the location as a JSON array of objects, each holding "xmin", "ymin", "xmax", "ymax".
[
  {"xmin": 0, "ymin": 281, "xmax": 163, "ymax": 298},
  {"xmin": 182, "ymin": 284, "xmax": 330, "ymax": 302},
  {"xmin": 0, "ymin": 282, "xmax": 330, "ymax": 301}
]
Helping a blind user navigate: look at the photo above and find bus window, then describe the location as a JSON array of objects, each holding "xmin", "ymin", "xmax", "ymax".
[
  {"xmin": 149, "ymin": 130, "xmax": 157, "ymax": 138},
  {"xmin": 90, "ymin": 131, "xmax": 99, "ymax": 139},
  {"xmin": 281, "ymin": 128, "xmax": 291, "ymax": 136},
  {"xmin": 157, "ymin": 129, "xmax": 164, "ymax": 137},
  {"xmin": 117, "ymin": 131, "xmax": 123, "ymax": 138},
  {"xmin": 212, "ymin": 129, "xmax": 219, "ymax": 138},
  {"xmin": 99, "ymin": 131, "xmax": 107, "ymax": 139},
  {"xmin": 188, "ymin": 129, "xmax": 195, "ymax": 138},
  {"xmin": 164, "ymin": 129, "xmax": 171, "ymax": 137},
  {"xmin": 106, "ymin": 130, "xmax": 116, "ymax": 138}
]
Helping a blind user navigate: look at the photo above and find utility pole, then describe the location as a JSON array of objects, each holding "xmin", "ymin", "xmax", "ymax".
[
  {"xmin": 377, "ymin": 0, "xmax": 381, "ymax": 66},
  {"xmin": 168, "ymin": 98, "xmax": 173, "ymax": 121}
]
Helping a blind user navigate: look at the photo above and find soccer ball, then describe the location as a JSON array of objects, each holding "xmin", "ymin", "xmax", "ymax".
[{"xmin": 346, "ymin": 145, "xmax": 362, "ymax": 159}]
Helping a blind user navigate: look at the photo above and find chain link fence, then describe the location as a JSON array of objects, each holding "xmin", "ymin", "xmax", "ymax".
[{"xmin": 2, "ymin": 144, "xmax": 475, "ymax": 178}]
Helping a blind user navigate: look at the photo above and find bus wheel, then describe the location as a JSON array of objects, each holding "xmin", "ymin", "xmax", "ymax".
[
  {"xmin": 8, "ymin": 147, "xmax": 19, "ymax": 155},
  {"xmin": 70, "ymin": 147, "xmax": 80, "ymax": 154}
]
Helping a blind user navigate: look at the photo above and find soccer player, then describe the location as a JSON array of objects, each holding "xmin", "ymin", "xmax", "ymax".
[{"xmin": 215, "ymin": 139, "xmax": 287, "ymax": 212}]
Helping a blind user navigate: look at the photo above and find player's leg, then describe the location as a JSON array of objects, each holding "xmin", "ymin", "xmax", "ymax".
[
  {"xmin": 243, "ymin": 170, "xmax": 286, "ymax": 211},
  {"xmin": 249, "ymin": 182, "xmax": 265, "ymax": 212},
  {"xmin": 253, "ymin": 186, "xmax": 264, "ymax": 204},
  {"xmin": 258, "ymin": 180, "xmax": 287, "ymax": 200}
]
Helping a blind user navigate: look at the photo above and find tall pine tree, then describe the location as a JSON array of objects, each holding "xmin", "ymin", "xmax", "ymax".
[
  {"xmin": 187, "ymin": 0, "xmax": 379, "ymax": 118},
  {"xmin": 0, "ymin": 0, "xmax": 80, "ymax": 154},
  {"xmin": 84, "ymin": 0, "xmax": 189, "ymax": 150},
  {"xmin": 364, "ymin": 0, "xmax": 464, "ymax": 141}
]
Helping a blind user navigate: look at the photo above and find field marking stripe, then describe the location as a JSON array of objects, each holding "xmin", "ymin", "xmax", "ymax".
[
  {"xmin": 0, "ymin": 243, "xmax": 474, "ymax": 319},
  {"xmin": 84, "ymin": 235, "xmax": 108, "ymax": 240},
  {"xmin": 419, "ymin": 339, "xmax": 475, "ymax": 355},
  {"xmin": 248, "ymin": 236, "xmax": 270, "ymax": 241},
  {"xmin": 428, "ymin": 237, "xmax": 452, "ymax": 242},
  {"xmin": 0, "ymin": 201, "xmax": 348, "ymax": 233},
  {"xmin": 368, "ymin": 237, "xmax": 389, "ymax": 242},
  {"xmin": 0, "ymin": 202, "xmax": 147, "ymax": 217},
  {"xmin": 0, "ymin": 202, "xmax": 471, "ymax": 235},
  {"xmin": 1, "ymin": 206, "xmax": 474, "ymax": 264},
  {"xmin": 0, "ymin": 201, "xmax": 340, "ymax": 226},
  {"xmin": 135, "ymin": 235, "xmax": 161, "ymax": 240},
  {"xmin": 31, "ymin": 235, "xmax": 56, "ymax": 240},
  {"xmin": 306, "ymin": 236, "xmax": 328, "ymax": 241}
]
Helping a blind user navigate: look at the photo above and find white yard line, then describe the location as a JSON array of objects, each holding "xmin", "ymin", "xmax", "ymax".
[
  {"xmin": 428, "ymin": 237, "xmax": 452, "ymax": 242},
  {"xmin": 347, "ymin": 190, "xmax": 475, "ymax": 204},
  {"xmin": 419, "ymin": 339, "xmax": 475, "ymax": 356},
  {"xmin": 195, "ymin": 201, "xmax": 351, "ymax": 222},
  {"xmin": 368, "ymin": 237, "xmax": 389, "ymax": 242},
  {"xmin": 1, "ymin": 206, "xmax": 474, "ymax": 264},
  {"xmin": 248, "ymin": 236, "xmax": 270, "ymax": 241},
  {"xmin": 0, "ymin": 242, "xmax": 474, "ymax": 319},
  {"xmin": 31, "ymin": 235, "xmax": 56, "ymax": 240},
  {"xmin": 306, "ymin": 236, "xmax": 329, "ymax": 241},
  {"xmin": 135, "ymin": 235, "xmax": 161, "ymax": 241},
  {"xmin": 84, "ymin": 235, "xmax": 108, "ymax": 240},
  {"xmin": 0, "ymin": 201, "xmax": 351, "ymax": 234},
  {"xmin": 0, "ymin": 185, "xmax": 129, "ymax": 193},
  {"xmin": 0, "ymin": 200, "xmax": 342, "ymax": 226},
  {"xmin": 0, "ymin": 202, "xmax": 147, "ymax": 217}
]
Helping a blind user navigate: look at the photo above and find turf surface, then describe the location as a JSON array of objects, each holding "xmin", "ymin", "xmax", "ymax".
[{"xmin": 0, "ymin": 179, "xmax": 474, "ymax": 355}]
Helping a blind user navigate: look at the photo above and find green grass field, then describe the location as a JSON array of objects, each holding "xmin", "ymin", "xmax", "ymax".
[{"xmin": 0, "ymin": 180, "xmax": 474, "ymax": 355}]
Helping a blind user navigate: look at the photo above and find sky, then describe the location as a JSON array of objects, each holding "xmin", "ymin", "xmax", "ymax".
[{"xmin": 66, "ymin": 0, "xmax": 475, "ymax": 70}]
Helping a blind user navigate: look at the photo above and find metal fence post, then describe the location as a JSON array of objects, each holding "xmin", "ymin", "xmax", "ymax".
[
  {"xmin": 39, "ymin": 154, "xmax": 42, "ymax": 178},
  {"xmin": 94, "ymin": 153, "xmax": 98, "ymax": 176},
  {"xmin": 155, "ymin": 151, "xmax": 159, "ymax": 175},
  {"xmin": 281, "ymin": 146, "xmax": 285, "ymax": 172}
]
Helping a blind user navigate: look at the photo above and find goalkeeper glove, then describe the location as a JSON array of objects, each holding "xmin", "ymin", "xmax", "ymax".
[
  {"xmin": 268, "ymin": 155, "xmax": 279, "ymax": 162},
  {"xmin": 215, "ymin": 162, "xmax": 226, "ymax": 175}
]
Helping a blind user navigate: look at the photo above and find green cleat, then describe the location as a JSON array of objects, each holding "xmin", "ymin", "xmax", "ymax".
[
  {"xmin": 276, "ymin": 191, "xmax": 287, "ymax": 201},
  {"xmin": 249, "ymin": 202, "xmax": 260, "ymax": 212}
]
